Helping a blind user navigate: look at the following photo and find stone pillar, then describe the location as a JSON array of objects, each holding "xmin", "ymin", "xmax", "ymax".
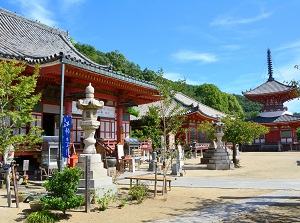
[
  {"xmin": 207, "ymin": 117, "xmax": 234, "ymax": 170},
  {"xmin": 148, "ymin": 151, "xmax": 157, "ymax": 171},
  {"xmin": 76, "ymin": 83, "xmax": 117, "ymax": 197},
  {"xmin": 171, "ymin": 144, "xmax": 184, "ymax": 176}
]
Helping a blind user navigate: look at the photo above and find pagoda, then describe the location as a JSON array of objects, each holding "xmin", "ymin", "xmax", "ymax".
[{"xmin": 242, "ymin": 48, "xmax": 300, "ymax": 151}]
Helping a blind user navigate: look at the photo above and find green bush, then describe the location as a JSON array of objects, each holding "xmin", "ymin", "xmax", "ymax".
[
  {"xmin": 96, "ymin": 188, "xmax": 117, "ymax": 211},
  {"xmin": 129, "ymin": 182, "xmax": 149, "ymax": 203},
  {"xmin": 118, "ymin": 199, "xmax": 127, "ymax": 208},
  {"xmin": 26, "ymin": 210, "xmax": 58, "ymax": 223},
  {"xmin": 42, "ymin": 167, "xmax": 83, "ymax": 214}
]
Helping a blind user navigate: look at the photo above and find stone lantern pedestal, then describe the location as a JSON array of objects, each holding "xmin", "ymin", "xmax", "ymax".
[
  {"xmin": 207, "ymin": 117, "xmax": 234, "ymax": 170},
  {"xmin": 76, "ymin": 83, "xmax": 117, "ymax": 197}
]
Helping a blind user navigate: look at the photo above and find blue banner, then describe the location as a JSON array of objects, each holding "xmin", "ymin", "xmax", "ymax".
[{"xmin": 62, "ymin": 116, "xmax": 72, "ymax": 158}]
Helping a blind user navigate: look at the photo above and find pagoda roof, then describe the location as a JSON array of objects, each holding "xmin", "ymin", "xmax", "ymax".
[
  {"xmin": 243, "ymin": 49, "xmax": 297, "ymax": 101},
  {"xmin": 0, "ymin": 8, "xmax": 155, "ymax": 90},
  {"xmin": 248, "ymin": 114, "xmax": 300, "ymax": 124},
  {"xmin": 243, "ymin": 79, "xmax": 296, "ymax": 96},
  {"xmin": 131, "ymin": 92, "xmax": 226, "ymax": 121}
]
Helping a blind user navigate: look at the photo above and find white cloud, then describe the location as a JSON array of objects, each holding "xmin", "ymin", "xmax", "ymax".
[
  {"xmin": 60, "ymin": 0, "xmax": 86, "ymax": 13},
  {"xmin": 16, "ymin": 0, "xmax": 57, "ymax": 27},
  {"xmin": 284, "ymin": 99, "xmax": 300, "ymax": 113},
  {"xmin": 275, "ymin": 40, "xmax": 300, "ymax": 52},
  {"xmin": 163, "ymin": 72, "xmax": 184, "ymax": 81},
  {"xmin": 211, "ymin": 9, "xmax": 272, "ymax": 27},
  {"xmin": 221, "ymin": 44, "xmax": 242, "ymax": 51},
  {"xmin": 14, "ymin": 0, "xmax": 85, "ymax": 27},
  {"xmin": 163, "ymin": 72, "xmax": 206, "ymax": 86},
  {"xmin": 172, "ymin": 50, "xmax": 218, "ymax": 63},
  {"xmin": 220, "ymin": 72, "xmax": 261, "ymax": 95}
]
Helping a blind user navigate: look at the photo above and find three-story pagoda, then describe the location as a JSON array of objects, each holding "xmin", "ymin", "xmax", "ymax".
[{"xmin": 243, "ymin": 49, "xmax": 300, "ymax": 151}]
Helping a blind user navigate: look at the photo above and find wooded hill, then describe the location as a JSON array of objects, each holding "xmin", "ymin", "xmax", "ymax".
[{"xmin": 73, "ymin": 41, "xmax": 263, "ymax": 119}]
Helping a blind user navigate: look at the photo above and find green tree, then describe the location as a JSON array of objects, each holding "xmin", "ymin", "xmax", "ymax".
[
  {"xmin": 134, "ymin": 105, "xmax": 163, "ymax": 150},
  {"xmin": 135, "ymin": 68, "xmax": 187, "ymax": 194},
  {"xmin": 222, "ymin": 116, "xmax": 269, "ymax": 166},
  {"xmin": 197, "ymin": 120, "xmax": 215, "ymax": 141},
  {"xmin": 226, "ymin": 93, "xmax": 245, "ymax": 119},
  {"xmin": 195, "ymin": 84, "xmax": 244, "ymax": 117},
  {"xmin": 0, "ymin": 60, "xmax": 43, "ymax": 207},
  {"xmin": 0, "ymin": 60, "xmax": 43, "ymax": 154},
  {"xmin": 73, "ymin": 42, "xmax": 110, "ymax": 66},
  {"xmin": 142, "ymin": 68, "xmax": 156, "ymax": 82},
  {"xmin": 198, "ymin": 116, "xmax": 269, "ymax": 167},
  {"xmin": 233, "ymin": 94, "xmax": 263, "ymax": 119},
  {"xmin": 195, "ymin": 84, "xmax": 226, "ymax": 112}
]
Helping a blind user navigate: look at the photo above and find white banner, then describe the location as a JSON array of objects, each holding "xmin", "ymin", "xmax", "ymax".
[{"xmin": 72, "ymin": 101, "xmax": 115, "ymax": 118}]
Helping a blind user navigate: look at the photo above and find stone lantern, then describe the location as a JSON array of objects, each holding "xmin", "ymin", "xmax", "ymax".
[
  {"xmin": 76, "ymin": 83, "xmax": 104, "ymax": 154},
  {"xmin": 207, "ymin": 117, "xmax": 234, "ymax": 170},
  {"xmin": 214, "ymin": 117, "xmax": 225, "ymax": 150},
  {"xmin": 76, "ymin": 83, "xmax": 117, "ymax": 197}
]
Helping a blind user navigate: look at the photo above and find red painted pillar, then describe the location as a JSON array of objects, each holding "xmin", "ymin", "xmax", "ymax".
[
  {"xmin": 65, "ymin": 99, "xmax": 72, "ymax": 116},
  {"xmin": 116, "ymin": 105, "xmax": 124, "ymax": 145}
]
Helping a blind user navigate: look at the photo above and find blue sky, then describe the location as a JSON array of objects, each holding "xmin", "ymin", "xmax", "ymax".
[{"xmin": 2, "ymin": 0, "xmax": 300, "ymax": 112}]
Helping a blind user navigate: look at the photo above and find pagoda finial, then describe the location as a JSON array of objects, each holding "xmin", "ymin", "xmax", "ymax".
[{"xmin": 267, "ymin": 48, "xmax": 274, "ymax": 81}]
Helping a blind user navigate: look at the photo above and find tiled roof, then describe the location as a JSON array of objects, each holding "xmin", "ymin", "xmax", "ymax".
[
  {"xmin": 248, "ymin": 114, "xmax": 300, "ymax": 124},
  {"xmin": 243, "ymin": 79, "xmax": 294, "ymax": 96},
  {"xmin": 130, "ymin": 92, "xmax": 226, "ymax": 120},
  {"xmin": 0, "ymin": 8, "xmax": 95, "ymax": 64},
  {"xmin": 0, "ymin": 8, "xmax": 155, "ymax": 90}
]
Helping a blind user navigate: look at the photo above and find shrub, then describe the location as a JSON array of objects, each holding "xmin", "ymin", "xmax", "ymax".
[
  {"xmin": 42, "ymin": 167, "xmax": 83, "ymax": 214},
  {"xmin": 128, "ymin": 182, "xmax": 149, "ymax": 203},
  {"xmin": 118, "ymin": 199, "xmax": 127, "ymax": 208},
  {"xmin": 26, "ymin": 210, "xmax": 58, "ymax": 223},
  {"xmin": 96, "ymin": 188, "xmax": 117, "ymax": 211}
]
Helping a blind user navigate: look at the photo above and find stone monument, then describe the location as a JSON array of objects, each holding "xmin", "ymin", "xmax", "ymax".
[
  {"xmin": 76, "ymin": 83, "xmax": 117, "ymax": 196},
  {"xmin": 171, "ymin": 143, "xmax": 184, "ymax": 176},
  {"xmin": 207, "ymin": 117, "xmax": 234, "ymax": 170}
]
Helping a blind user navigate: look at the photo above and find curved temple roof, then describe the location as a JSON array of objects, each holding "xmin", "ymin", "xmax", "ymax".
[
  {"xmin": 0, "ymin": 7, "xmax": 156, "ymax": 90},
  {"xmin": 131, "ymin": 92, "xmax": 226, "ymax": 121}
]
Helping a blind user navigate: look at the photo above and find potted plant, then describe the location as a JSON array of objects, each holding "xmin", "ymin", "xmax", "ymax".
[
  {"xmin": 29, "ymin": 199, "xmax": 43, "ymax": 211},
  {"xmin": 18, "ymin": 191, "xmax": 29, "ymax": 202}
]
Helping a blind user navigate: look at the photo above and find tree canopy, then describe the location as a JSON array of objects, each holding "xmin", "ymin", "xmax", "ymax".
[
  {"xmin": 73, "ymin": 41, "xmax": 261, "ymax": 118},
  {"xmin": 198, "ymin": 116, "xmax": 269, "ymax": 167},
  {"xmin": 195, "ymin": 84, "xmax": 244, "ymax": 118},
  {"xmin": 0, "ymin": 60, "xmax": 43, "ymax": 154},
  {"xmin": 222, "ymin": 116, "xmax": 269, "ymax": 166},
  {"xmin": 134, "ymin": 69, "xmax": 187, "ymax": 149}
]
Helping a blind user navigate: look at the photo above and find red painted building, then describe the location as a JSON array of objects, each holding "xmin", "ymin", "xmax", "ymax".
[
  {"xmin": 0, "ymin": 8, "xmax": 159, "ymax": 171},
  {"xmin": 131, "ymin": 92, "xmax": 226, "ymax": 147},
  {"xmin": 243, "ymin": 49, "xmax": 300, "ymax": 151}
]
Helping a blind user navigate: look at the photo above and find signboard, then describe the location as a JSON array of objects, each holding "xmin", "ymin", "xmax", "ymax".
[
  {"xmin": 72, "ymin": 101, "xmax": 82, "ymax": 115},
  {"xmin": 97, "ymin": 106, "xmax": 115, "ymax": 118},
  {"xmin": 62, "ymin": 116, "xmax": 72, "ymax": 158},
  {"xmin": 23, "ymin": 160, "xmax": 29, "ymax": 171},
  {"xmin": 72, "ymin": 101, "xmax": 115, "ymax": 118}
]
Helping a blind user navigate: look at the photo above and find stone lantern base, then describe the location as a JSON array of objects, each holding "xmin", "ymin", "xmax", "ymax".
[
  {"xmin": 200, "ymin": 142, "xmax": 216, "ymax": 164},
  {"xmin": 207, "ymin": 149, "xmax": 234, "ymax": 170},
  {"xmin": 76, "ymin": 154, "xmax": 117, "ymax": 197}
]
